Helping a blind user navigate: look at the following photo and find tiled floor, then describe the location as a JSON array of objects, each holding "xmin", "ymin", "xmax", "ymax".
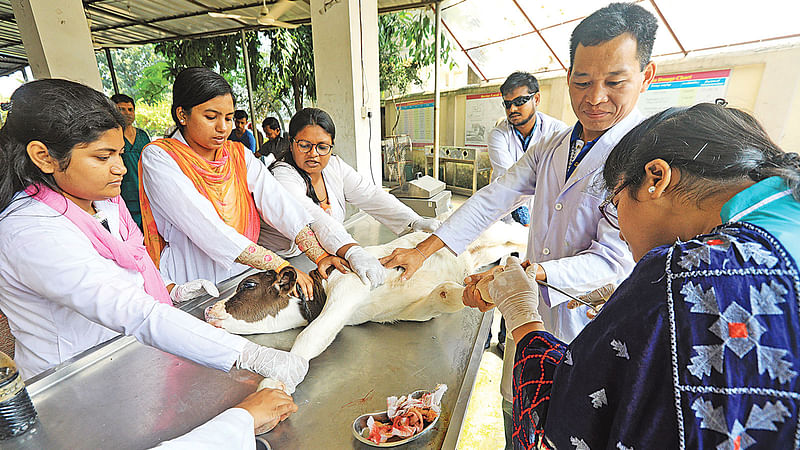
[{"xmin": 456, "ymin": 310, "xmax": 506, "ymax": 450}]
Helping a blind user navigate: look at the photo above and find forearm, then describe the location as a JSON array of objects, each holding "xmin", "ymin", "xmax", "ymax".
[
  {"xmin": 235, "ymin": 244, "xmax": 290, "ymax": 271},
  {"xmin": 294, "ymin": 225, "xmax": 330, "ymax": 264},
  {"xmin": 416, "ymin": 234, "xmax": 446, "ymax": 257},
  {"xmin": 511, "ymin": 321, "xmax": 546, "ymax": 343},
  {"xmin": 336, "ymin": 243, "xmax": 358, "ymax": 258}
]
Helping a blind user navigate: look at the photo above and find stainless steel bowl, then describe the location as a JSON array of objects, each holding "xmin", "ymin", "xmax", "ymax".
[{"xmin": 351, "ymin": 390, "xmax": 440, "ymax": 447}]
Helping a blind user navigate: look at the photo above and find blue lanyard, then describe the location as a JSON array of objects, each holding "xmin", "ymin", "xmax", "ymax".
[
  {"xmin": 512, "ymin": 118, "xmax": 538, "ymax": 152},
  {"xmin": 566, "ymin": 123, "xmax": 598, "ymax": 179}
]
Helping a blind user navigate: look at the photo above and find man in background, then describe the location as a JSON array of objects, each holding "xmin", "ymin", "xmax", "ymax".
[
  {"xmin": 111, "ymin": 93, "xmax": 151, "ymax": 230},
  {"xmin": 257, "ymin": 116, "xmax": 284, "ymax": 163},
  {"xmin": 230, "ymin": 109, "xmax": 257, "ymax": 153}
]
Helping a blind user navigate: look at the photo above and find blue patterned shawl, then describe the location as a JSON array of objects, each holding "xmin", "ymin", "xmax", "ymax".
[{"xmin": 513, "ymin": 222, "xmax": 800, "ymax": 449}]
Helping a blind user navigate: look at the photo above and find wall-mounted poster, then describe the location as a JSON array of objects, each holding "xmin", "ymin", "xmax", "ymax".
[
  {"xmin": 396, "ymin": 99, "xmax": 434, "ymax": 146},
  {"xmin": 638, "ymin": 69, "xmax": 731, "ymax": 116},
  {"xmin": 465, "ymin": 92, "xmax": 506, "ymax": 147}
]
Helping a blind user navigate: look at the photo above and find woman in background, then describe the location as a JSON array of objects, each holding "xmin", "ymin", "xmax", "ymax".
[
  {"xmin": 262, "ymin": 108, "xmax": 440, "ymax": 284},
  {"xmin": 139, "ymin": 68, "xmax": 369, "ymax": 298}
]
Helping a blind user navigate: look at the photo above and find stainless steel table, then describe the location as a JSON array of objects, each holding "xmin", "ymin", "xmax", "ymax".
[{"xmin": 3, "ymin": 214, "xmax": 491, "ymax": 449}]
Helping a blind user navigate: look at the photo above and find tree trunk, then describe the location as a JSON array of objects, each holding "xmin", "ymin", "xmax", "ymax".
[{"xmin": 292, "ymin": 75, "xmax": 303, "ymax": 113}]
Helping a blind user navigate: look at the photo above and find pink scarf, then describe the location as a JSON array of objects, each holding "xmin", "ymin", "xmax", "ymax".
[{"xmin": 25, "ymin": 185, "xmax": 172, "ymax": 305}]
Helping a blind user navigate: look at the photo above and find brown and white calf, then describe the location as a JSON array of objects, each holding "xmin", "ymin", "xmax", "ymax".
[{"xmin": 205, "ymin": 222, "xmax": 527, "ymax": 364}]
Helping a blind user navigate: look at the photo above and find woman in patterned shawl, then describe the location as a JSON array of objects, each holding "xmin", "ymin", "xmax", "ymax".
[{"xmin": 481, "ymin": 104, "xmax": 800, "ymax": 449}]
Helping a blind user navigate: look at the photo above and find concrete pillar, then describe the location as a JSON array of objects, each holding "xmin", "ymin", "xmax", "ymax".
[
  {"xmin": 310, "ymin": 0, "xmax": 381, "ymax": 183},
  {"xmin": 11, "ymin": 0, "xmax": 102, "ymax": 89}
]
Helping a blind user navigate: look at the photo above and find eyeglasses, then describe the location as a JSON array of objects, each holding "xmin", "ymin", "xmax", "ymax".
[
  {"xmin": 292, "ymin": 138, "xmax": 333, "ymax": 156},
  {"xmin": 502, "ymin": 93, "xmax": 535, "ymax": 109},
  {"xmin": 598, "ymin": 194, "xmax": 620, "ymax": 230}
]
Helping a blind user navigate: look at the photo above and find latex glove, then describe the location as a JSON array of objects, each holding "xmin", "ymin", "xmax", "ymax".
[
  {"xmin": 170, "ymin": 279, "xmax": 220, "ymax": 304},
  {"xmin": 487, "ymin": 256, "xmax": 542, "ymax": 333},
  {"xmin": 344, "ymin": 246, "xmax": 386, "ymax": 289},
  {"xmin": 410, "ymin": 217, "xmax": 442, "ymax": 233},
  {"xmin": 568, "ymin": 283, "xmax": 615, "ymax": 319},
  {"xmin": 236, "ymin": 342, "xmax": 309, "ymax": 394}
]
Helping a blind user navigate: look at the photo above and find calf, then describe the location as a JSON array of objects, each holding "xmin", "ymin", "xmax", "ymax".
[{"xmin": 206, "ymin": 222, "xmax": 527, "ymax": 363}]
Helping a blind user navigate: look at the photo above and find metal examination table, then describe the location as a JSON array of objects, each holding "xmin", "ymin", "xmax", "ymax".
[{"xmin": 4, "ymin": 213, "xmax": 491, "ymax": 449}]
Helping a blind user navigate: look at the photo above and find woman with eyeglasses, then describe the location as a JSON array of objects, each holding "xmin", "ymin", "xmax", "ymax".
[
  {"xmin": 259, "ymin": 108, "xmax": 440, "ymax": 283},
  {"xmin": 475, "ymin": 104, "xmax": 800, "ymax": 449},
  {"xmin": 139, "ymin": 68, "xmax": 355, "ymax": 302}
]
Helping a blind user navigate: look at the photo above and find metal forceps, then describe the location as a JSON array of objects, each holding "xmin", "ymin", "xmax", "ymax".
[{"xmin": 535, "ymin": 279, "xmax": 601, "ymax": 314}]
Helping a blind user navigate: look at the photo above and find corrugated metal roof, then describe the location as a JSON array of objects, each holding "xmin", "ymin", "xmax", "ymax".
[
  {"xmin": 0, "ymin": 0, "xmax": 438, "ymax": 75},
  {"xmin": 0, "ymin": 0, "xmax": 796, "ymax": 79}
]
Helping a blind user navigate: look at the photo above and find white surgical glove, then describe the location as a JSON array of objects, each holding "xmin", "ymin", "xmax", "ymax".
[
  {"xmin": 569, "ymin": 283, "xmax": 616, "ymax": 319},
  {"xmin": 170, "ymin": 279, "xmax": 220, "ymax": 303},
  {"xmin": 488, "ymin": 256, "xmax": 542, "ymax": 333},
  {"xmin": 410, "ymin": 217, "xmax": 442, "ymax": 233},
  {"xmin": 236, "ymin": 342, "xmax": 309, "ymax": 394},
  {"xmin": 344, "ymin": 246, "xmax": 386, "ymax": 289}
]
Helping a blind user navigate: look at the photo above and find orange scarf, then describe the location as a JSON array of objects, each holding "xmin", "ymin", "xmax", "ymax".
[{"xmin": 139, "ymin": 138, "xmax": 260, "ymax": 268}]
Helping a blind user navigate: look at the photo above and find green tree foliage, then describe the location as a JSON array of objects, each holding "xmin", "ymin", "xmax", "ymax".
[
  {"xmin": 95, "ymin": 44, "xmax": 168, "ymax": 100},
  {"xmin": 379, "ymin": 9, "xmax": 453, "ymax": 96},
  {"xmin": 263, "ymin": 25, "xmax": 315, "ymax": 113},
  {"xmin": 134, "ymin": 100, "xmax": 174, "ymax": 139},
  {"xmin": 134, "ymin": 61, "xmax": 171, "ymax": 105}
]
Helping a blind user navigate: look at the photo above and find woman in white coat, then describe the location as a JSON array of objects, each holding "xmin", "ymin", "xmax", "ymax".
[
  {"xmin": 0, "ymin": 79, "xmax": 303, "ymax": 444},
  {"xmin": 139, "ymin": 68, "xmax": 359, "ymax": 298},
  {"xmin": 261, "ymin": 108, "xmax": 440, "ymax": 278}
]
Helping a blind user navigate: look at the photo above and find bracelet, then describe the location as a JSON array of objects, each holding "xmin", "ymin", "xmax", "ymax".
[{"xmin": 413, "ymin": 247, "xmax": 427, "ymax": 259}]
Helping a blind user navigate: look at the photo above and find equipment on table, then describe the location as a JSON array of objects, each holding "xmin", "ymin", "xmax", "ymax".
[
  {"xmin": 390, "ymin": 175, "xmax": 451, "ymax": 218},
  {"xmin": 421, "ymin": 146, "xmax": 492, "ymax": 196},
  {"xmin": 381, "ymin": 135, "xmax": 413, "ymax": 187}
]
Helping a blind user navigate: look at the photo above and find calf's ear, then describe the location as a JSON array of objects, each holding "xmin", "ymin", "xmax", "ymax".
[{"xmin": 276, "ymin": 266, "xmax": 297, "ymax": 295}]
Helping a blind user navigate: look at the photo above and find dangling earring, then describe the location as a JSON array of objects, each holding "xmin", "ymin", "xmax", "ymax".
[{"xmin": 648, "ymin": 186, "xmax": 656, "ymax": 193}]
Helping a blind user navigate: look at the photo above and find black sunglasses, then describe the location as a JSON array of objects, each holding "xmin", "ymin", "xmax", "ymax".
[{"xmin": 502, "ymin": 93, "xmax": 535, "ymax": 109}]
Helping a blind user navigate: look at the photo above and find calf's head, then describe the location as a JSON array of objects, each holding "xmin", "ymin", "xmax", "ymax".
[
  {"xmin": 205, "ymin": 266, "xmax": 328, "ymax": 335},
  {"xmin": 223, "ymin": 267, "xmax": 297, "ymax": 322}
]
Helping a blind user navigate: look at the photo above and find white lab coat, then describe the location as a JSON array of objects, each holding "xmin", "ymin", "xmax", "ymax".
[
  {"xmin": 435, "ymin": 111, "xmax": 642, "ymax": 401},
  {"xmin": 488, "ymin": 112, "xmax": 568, "ymax": 223},
  {"xmin": 438, "ymin": 111, "xmax": 643, "ymax": 338},
  {"xmin": 0, "ymin": 195, "xmax": 249, "ymax": 381},
  {"xmin": 156, "ymin": 408, "xmax": 256, "ymax": 449},
  {"xmin": 141, "ymin": 131, "xmax": 322, "ymax": 284},
  {"xmin": 261, "ymin": 156, "xmax": 422, "ymax": 255}
]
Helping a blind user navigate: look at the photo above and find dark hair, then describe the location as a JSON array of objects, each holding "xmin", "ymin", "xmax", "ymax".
[
  {"xmin": 110, "ymin": 93, "xmax": 135, "ymax": 106},
  {"xmin": 603, "ymin": 103, "xmax": 800, "ymax": 204},
  {"xmin": 569, "ymin": 2, "xmax": 658, "ymax": 71},
  {"xmin": 170, "ymin": 67, "xmax": 235, "ymax": 132},
  {"xmin": 269, "ymin": 108, "xmax": 336, "ymax": 205},
  {"xmin": 234, "ymin": 110, "xmax": 248, "ymax": 120},
  {"xmin": 262, "ymin": 117, "xmax": 280, "ymax": 132},
  {"xmin": 263, "ymin": 136, "xmax": 289, "ymax": 161},
  {"xmin": 500, "ymin": 72, "xmax": 539, "ymax": 96},
  {"xmin": 0, "ymin": 79, "xmax": 126, "ymax": 214}
]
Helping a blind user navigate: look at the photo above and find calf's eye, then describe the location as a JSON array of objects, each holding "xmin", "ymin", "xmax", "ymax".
[{"xmin": 241, "ymin": 280, "xmax": 258, "ymax": 290}]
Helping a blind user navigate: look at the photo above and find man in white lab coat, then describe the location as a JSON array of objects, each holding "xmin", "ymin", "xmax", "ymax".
[
  {"xmin": 489, "ymin": 71, "xmax": 568, "ymax": 227},
  {"xmin": 381, "ymin": 3, "xmax": 659, "ymax": 446}
]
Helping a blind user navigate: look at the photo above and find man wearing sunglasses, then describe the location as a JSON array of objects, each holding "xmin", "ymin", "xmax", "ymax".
[
  {"xmin": 490, "ymin": 72, "xmax": 568, "ymax": 229},
  {"xmin": 381, "ymin": 4, "xmax": 658, "ymax": 446}
]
